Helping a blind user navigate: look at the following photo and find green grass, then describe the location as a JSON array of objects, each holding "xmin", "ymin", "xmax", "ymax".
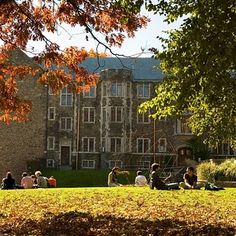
[
  {"xmin": 43, "ymin": 169, "xmax": 138, "ymax": 187},
  {"xmin": 0, "ymin": 187, "xmax": 235, "ymax": 235}
]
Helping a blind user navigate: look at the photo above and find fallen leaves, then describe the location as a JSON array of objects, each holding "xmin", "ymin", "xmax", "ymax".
[{"xmin": 0, "ymin": 188, "xmax": 235, "ymax": 235}]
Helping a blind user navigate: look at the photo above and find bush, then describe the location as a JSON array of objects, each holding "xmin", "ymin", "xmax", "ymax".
[
  {"xmin": 197, "ymin": 162, "xmax": 217, "ymax": 182},
  {"xmin": 197, "ymin": 159, "xmax": 236, "ymax": 182},
  {"xmin": 215, "ymin": 159, "xmax": 236, "ymax": 181}
]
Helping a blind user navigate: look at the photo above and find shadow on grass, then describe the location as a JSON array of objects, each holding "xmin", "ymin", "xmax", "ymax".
[{"xmin": 0, "ymin": 211, "xmax": 235, "ymax": 236}]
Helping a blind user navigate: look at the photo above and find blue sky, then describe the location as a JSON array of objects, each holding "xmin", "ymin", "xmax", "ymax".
[{"xmin": 27, "ymin": 10, "xmax": 181, "ymax": 58}]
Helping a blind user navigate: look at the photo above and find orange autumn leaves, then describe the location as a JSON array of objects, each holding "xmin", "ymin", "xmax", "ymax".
[
  {"xmin": 37, "ymin": 47, "xmax": 100, "ymax": 95},
  {"xmin": 0, "ymin": 51, "xmax": 36, "ymax": 123},
  {"xmin": 0, "ymin": 0, "xmax": 148, "ymax": 123}
]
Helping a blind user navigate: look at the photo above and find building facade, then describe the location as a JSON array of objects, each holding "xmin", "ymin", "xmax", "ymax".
[
  {"xmin": 1, "ymin": 55, "xmax": 235, "ymax": 179},
  {"xmin": 44, "ymin": 58, "xmax": 236, "ymax": 171},
  {"xmin": 0, "ymin": 50, "xmax": 47, "ymax": 180}
]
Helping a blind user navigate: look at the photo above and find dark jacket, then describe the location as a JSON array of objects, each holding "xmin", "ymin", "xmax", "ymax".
[
  {"xmin": 150, "ymin": 171, "xmax": 166, "ymax": 190},
  {"xmin": 2, "ymin": 177, "xmax": 15, "ymax": 189}
]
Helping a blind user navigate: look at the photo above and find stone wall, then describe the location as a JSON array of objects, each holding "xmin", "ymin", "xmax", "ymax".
[{"xmin": 0, "ymin": 50, "xmax": 47, "ymax": 182}]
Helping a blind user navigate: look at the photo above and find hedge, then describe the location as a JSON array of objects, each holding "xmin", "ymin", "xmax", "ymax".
[{"xmin": 197, "ymin": 159, "xmax": 236, "ymax": 182}]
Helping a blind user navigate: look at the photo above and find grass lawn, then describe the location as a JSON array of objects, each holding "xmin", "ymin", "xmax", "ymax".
[
  {"xmin": 42, "ymin": 169, "xmax": 137, "ymax": 187},
  {"xmin": 0, "ymin": 187, "xmax": 235, "ymax": 235}
]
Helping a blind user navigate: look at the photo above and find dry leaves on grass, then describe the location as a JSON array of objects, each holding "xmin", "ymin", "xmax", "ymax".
[{"xmin": 0, "ymin": 211, "xmax": 235, "ymax": 236}]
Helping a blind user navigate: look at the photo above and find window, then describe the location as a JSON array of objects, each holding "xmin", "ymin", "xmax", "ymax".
[
  {"xmin": 83, "ymin": 107, "xmax": 95, "ymax": 123},
  {"xmin": 47, "ymin": 136, "xmax": 55, "ymax": 150},
  {"xmin": 81, "ymin": 160, "xmax": 95, "ymax": 169},
  {"xmin": 137, "ymin": 110, "xmax": 150, "ymax": 123},
  {"xmin": 137, "ymin": 83, "xmax": 150, "ymax": 98},
  {"xmin": 137, "ymin": 161, "xmax": 150, "ymax": 169},
  {"xmin": 102, "ymin": 108, "xmax": 106, "ymax": 123},
  {"xmin": 176, "ymin": 119, "xmax": 192, "ymax": 134},
  {"xmin": 82, "ymin": 137, "xmax": 95, "ymax": 152},
  {"xmin": 111, "ymin": 82, "xmax": 122, "ymax": 97},
  {"xmin": 83, "ymin": 86, "xmax": 96, "ymax": 98},
  {"xmin": 158, "ymin": 138, "xmax": 167, "ymax": 152},
  {"xmin": 111, "ymin": 107, "xmax": 122, "ymax": 122},
  {"xmin": 108, "ymin": 160, "xmax": 123, "ymax": 169},
  {"xmin": 60, "ymin": 117, "xmax": 72, "ymax": 131},
  {"xmin": 102, "ymin": 138, "xmax": 106, "ymax": 152},
  {"xmin": 60, "ymin": 87, "xmax": 73, "ymax": 106},
  {"xmin": 137, "ymin": 138, "xmax": 150, "ymax": 153},
  {"xmin": 48, "ymin": 107, "xmax": 55, "ymax": 120},
  {"xmin": 102, "ymin": 84, "xmax": 107, "ymax": 96},
  {"xmin": 46, "ymin": 159, "xmax": 55, "ymax": 168},
  {"xmin": 48, "ymin": 87, "xmax": 54, "ymax": 95},
  {"xmin": 213, "ymin": 143, "xmax": 235, "ymax": 155},
  {"xmin": 110, "ymin": 138, "xmax": 122, "ymax": 152}
]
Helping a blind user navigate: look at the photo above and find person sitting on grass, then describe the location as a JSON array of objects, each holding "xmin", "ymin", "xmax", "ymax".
[
  {"xmin": 179, "ymin": 167, "xmax": 202, "ymax": 189},
  {"xmin": 135, "ymin": 170, "xmax": 148, "ymax": 186},
  {"xmin": 150, "ymin": 163, "xmax": 179, "ymax": 190},
  {"xmin": 48, "ymin": 176, "xmax": 57, "ymax": 188},
  {"xmin": 108, "ymin": 167, "xmax": 122, "ymax": 187},
  {"xmin": 21, "ymin": 172, "xmax": 34, "ymax": 189},
  {"xmin": 35, "ymin": 171, "xmax": 48, "ymax": 188},
  {"xmin": 1, "ymin": 171, "xmax": 16, "ymax": 190}
]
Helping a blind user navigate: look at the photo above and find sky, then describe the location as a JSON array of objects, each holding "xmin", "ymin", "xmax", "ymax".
[{"xmin": 27, "ymin": 10, "xmax": 182, "ymax": 58}]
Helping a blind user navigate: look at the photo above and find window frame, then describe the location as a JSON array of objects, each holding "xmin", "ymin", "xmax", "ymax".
[
  {"xmin": 60, "ymin": 117, "xmax": 73, "ymax": 131},
  {"xmin": 158, "ymin": 138, "xmax": 167, "ymax": 152},
  {"xmin": 83, "ymin": 86, "xmax": 96, "ymax": 98},
  {"xmin": 111, "ymin": 82, "xmax": 123, "ymax": 97},
  {"xmin": 110, "ymin": 106, "xmax": 123, "ymax": 123},
  {"xmin": 83, "ymin": 107, "xmax": 95, "ymax": 123},
  {"xmin": 47, "ymin": 136, "xmax": 55, "ymax": 150},
  {"xmin": 137, "ymin": 83, "xmax": 150, "ymax": 98},
  {"xmin": 82, "ymin": 137, "xmax": 96, "ymax": 153},
  {"xmin": 136, "ymin": 138, "xmax": 151, "ymax": 153},
  {"xmin": 176, "ymin": 119, "xmax": 192, "ymax": 134},
  {"xmin": 110, "ymin": 137, "xmax": 122, "ymax": 153},
  {"xmin": 46, "ymin": 159, "xmax": 55, "ymax": 168},
  {"xmin": 137, "ymin": 110, "xmax": 150, "ymax": 124},
  {"xmin": 48, "ymin": 107, "xmax": 56, "ymax": 120},
  {"xmin": 60, "ymin": 87, "xmax": 73, "ymax": 106},
  {"xmin": 81, "ymin": 160, "xmax": 96, "ymax": 169}
]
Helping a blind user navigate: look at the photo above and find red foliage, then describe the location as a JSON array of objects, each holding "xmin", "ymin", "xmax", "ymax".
[{"xmin": 0, "ymin": 0, "xmax": 148, "ymax": 122}]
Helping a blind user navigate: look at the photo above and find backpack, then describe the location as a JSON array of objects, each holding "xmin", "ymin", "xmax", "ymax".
[{"xmin": 205, "ymin": 182, "xmax": 225, "ymax": 191}]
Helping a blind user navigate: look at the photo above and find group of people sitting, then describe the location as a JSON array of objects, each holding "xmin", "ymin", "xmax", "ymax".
[
  {"xmin": 108, "ymin": 163, "xmax": 203, "ymax": 190},
  {"xmin": 1, "ymin": 171, "xmax": 56, "ymax": 189}
]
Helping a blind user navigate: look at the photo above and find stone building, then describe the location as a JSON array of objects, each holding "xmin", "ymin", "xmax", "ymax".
[
  {"xmin": 0, "ymin": 55, "xmax": 235, "ymax": 179},
  {"xmin": 44, "ymin": 57, "xmax": 236, "ymax": 171},
  {"xmin": 0, "ymin": 50, "xmax": 47, "ymax": 180}
]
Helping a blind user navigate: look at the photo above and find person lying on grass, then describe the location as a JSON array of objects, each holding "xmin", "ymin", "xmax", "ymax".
[
  {"xmin": 107, "ymin": 167, "xmax": 129, "ymax": 187},
  {"xmin": 179, "ymin": 167, "xmax": 203, "ymax": 189},
  {"xmin": 149, "ymin": 163, "xmax": 179, "ymax": 190}
]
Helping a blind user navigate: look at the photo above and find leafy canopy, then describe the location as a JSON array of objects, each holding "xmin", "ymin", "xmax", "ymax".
[
  {"xmin": 0, "ymin": 0, "xmax": 148, "ymax": 122},
  {"xmin": 139, "ymin": 0, "xmax": 236, "ymax": 148}
]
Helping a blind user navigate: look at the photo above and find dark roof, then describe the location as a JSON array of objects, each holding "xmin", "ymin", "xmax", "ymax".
[{"xmin": 81, "ymin": 57, "xmax": 164, "ymax": 81}]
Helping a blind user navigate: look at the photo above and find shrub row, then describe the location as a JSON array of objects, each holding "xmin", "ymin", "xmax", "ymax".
[{"xmin": 197, "ymin": 159, "xmax": 236, "ymax": 182}]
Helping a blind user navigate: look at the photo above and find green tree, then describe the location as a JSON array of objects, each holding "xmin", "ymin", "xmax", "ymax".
[
  {"xmin": 188, "ymin": 136, "xmax": 210, "ymax": 161},
  {"xmin": 139, "ymin": 0, "xmax": 236, "ymax": 148}
]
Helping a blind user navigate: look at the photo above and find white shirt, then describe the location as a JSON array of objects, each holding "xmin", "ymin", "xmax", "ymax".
[{"xmin": 135, "ymin": 175, "xmax": 148, "ymax": 186}]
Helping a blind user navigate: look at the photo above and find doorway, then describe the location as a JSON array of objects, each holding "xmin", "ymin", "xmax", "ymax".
[
  {"xmin": 178, "ymin": 147, "xmax": 193, "ymax": 166},
  {"xmin": 60, "ymin": 146, "xmax": 70, "ymax": 166}
]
